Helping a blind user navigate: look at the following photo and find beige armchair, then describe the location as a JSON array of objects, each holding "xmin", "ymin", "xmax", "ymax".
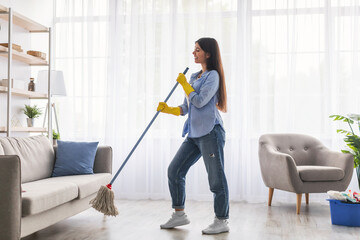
[{"xmin": 258, "ymin": 133, "xmax": 353, "ymax": 214}]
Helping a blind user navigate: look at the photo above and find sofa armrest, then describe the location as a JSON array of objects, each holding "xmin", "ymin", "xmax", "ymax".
[
  {"xmin": 0, "ymin": 155, "xmax": 21, "ymax": 240},
  {"xmin": 93, "ymin": 146, "xmax": 113, "ymax": 174},
  {"xmin": 259, "ymin": 143, "xmax": 303, "ymax": 193}
]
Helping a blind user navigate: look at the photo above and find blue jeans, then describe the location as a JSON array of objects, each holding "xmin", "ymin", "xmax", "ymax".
[{"xmin": 168, "ymin": 124, "xmax": 229, "ymax": 219}]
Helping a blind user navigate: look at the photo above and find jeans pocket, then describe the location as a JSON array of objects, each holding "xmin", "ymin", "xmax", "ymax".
[{"xmin": 214, "ymin": 125, "xmax": 225, "ymax": 139}]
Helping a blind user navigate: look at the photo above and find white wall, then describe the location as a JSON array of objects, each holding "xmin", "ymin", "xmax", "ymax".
[
  {"xmin": 0, "ymin": 0, "xmax": 53, "ymax": 26},
  {"xmin": 0, "ymin": 0, "xmax": 53, "ymax": 136}
]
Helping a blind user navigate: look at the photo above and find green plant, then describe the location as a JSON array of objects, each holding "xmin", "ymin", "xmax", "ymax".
[
  {"xmin": 330, "ymin": 114, "xmax": 360, "ymax": 188},
  {"xmin": 52, "ymin": 130, "xmax": 60, "ymax": 140},
  {"xmin": 23, "ymin": 104, "xmax": 42, "ymax": 119}
]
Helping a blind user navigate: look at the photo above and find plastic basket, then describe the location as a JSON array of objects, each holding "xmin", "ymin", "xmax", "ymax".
[{"xmin": 327, "ymin": 199, "xmax": 360, "ymax": 227}]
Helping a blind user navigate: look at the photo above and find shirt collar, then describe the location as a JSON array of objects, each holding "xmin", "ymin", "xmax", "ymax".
[{"xmin": 195, "ymin": 69, "xmax": 209, "ymax": 78}]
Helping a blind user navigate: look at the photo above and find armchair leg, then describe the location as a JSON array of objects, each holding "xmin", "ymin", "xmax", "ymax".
[
  {"xmin": 296, "ymin": 193, "xmax": 302, "ymax": 214},
  {"xmin": 268, "ymin": 188, "xmax": 274, "ymax": 206},
  {"xmin": 305, "ymin": 193, "xmax": 309, "ymax": 204}
]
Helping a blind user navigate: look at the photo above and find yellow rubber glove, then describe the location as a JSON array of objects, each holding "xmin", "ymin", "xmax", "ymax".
[
  {"xmin": 176, "ymin": 73, "xmax": 195, "ymax": 96},
  {"xmin": 157, "ymin": 102, "xmax": 181, "ymax": 116}
]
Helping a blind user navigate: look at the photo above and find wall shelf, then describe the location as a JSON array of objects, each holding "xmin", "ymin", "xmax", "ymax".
[
  {"xmin": 0, "ymin": 5, "xmax": 48, "ymax": 32},
  {"xmin": 0, "ymin": 45, "xmax": 48, "ymax": 65},
  {"xmin": 0, "ymin": 126, "xmax": 47, "ymax": 133},
  {"xmin": 0, "ymin": 86, "xmax": 47, "ymax": 99}
]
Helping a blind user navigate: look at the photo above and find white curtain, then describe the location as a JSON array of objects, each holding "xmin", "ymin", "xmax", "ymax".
[
  {"xmin": 54, "ymin": 0, "xmax": 110, "ymax": 141},
  {"xmin": 54, "ymin": 0, "xmax": 360, "ymax": 202}
]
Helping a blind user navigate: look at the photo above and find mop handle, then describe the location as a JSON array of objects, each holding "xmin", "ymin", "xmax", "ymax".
[{"xmin": 109, "ymin": 67, "xmax": 189, "ymax": 185}]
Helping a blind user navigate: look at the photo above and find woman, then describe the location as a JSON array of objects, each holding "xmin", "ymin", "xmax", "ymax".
[{"xmin": 157, "ymin": 37, "xmax": 229, "ymax": 235}]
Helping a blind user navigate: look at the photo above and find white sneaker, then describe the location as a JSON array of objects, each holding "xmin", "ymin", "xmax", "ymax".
[
  {"xmin": 160, "ymin": 212, "xmax": 190, "ymax": 229},
  {"xmin": 202, "ymin": 217, "xmax": 229, "ymax": 235}
]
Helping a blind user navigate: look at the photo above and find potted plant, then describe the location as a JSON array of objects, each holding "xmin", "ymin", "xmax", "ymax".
[
  {"xmin": 52, "ymin": 130, "xmax": 60, "ymax": 145},
  {"xmin": 330, "ymin": 114, "xmax": 360, "ymax": 189},
  {"xmin": 22, "ymin": 104, "xmax": 42, "ymax": 127}
]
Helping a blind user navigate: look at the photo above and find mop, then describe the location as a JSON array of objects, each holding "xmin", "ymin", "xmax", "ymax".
[{"xmin": 90, "ymin": 67, "xmax": 189, "ymax": 216}]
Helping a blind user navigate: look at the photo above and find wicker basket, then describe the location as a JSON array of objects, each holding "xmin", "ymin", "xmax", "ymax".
[
  {"xmin": 0, "ymin": 43, "xmax": 23, "ymax": 52},
  {"xmin": 27, "ymin": 50, "xmax": 46, "ymax": 60}
]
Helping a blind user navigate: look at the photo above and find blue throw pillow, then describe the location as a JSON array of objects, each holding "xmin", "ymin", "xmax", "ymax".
[{"xmin": 52, "ymin": 140, "xmax": 99, "ymax": 177}]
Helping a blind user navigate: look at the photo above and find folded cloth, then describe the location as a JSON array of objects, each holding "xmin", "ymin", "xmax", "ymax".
[{"xmin": 327, "ymin": 190, "xmax": 347, "ymax": 201}]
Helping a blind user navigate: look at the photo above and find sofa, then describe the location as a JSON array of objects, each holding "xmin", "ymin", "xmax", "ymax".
[{"xmin": 0, "ymin": 135, "xmax": 112, "ymax": 240}]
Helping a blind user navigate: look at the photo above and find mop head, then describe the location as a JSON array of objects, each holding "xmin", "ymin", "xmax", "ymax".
[{"xmin": 89, "ymin": 184, "xmax": 119, "ymax": 216}]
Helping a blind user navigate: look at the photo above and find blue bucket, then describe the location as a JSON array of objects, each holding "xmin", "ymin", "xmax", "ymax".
[{"xmin": 327, "ymin": 199, "xmax": 360, "ymax": 227}]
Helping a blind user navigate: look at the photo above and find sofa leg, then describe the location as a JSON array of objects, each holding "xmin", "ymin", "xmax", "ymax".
[
  {"xmin": 305, "ymin": 193, "xmax": 309, "ymax": 204},
  {"xmin": 268, "ymin": 188, "xmax": 274, "ymax": 206},
  {"xmin": 296, "ymin": 193, "xmax": 302, "ymax": 214}
]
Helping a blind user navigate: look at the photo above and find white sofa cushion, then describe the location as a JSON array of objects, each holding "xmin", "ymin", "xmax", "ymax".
[
  {"xmin": 50, "ymin": 173, "xmax": 112, "ymax": 199},
  {"xmin": 21, "ymin": 173, "xmax": 111, "ymax": 217},
  {"xmin": 22, "ymin": 180, "xmax": 78, "ymax": 217},
  {"xmin": 0, "ymin": 135, "xmax": 54, "ymax": 183}
]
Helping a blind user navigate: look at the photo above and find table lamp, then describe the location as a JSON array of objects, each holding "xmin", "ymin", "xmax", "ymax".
[{"xmin": 37, "ymin": 70, "xmax": 66, "ymax": 136}]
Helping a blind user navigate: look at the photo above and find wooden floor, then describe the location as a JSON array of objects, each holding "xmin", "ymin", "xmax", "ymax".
[{"xmin": 23, "ymin": 199, "xmax": 360, "ymax": 240}]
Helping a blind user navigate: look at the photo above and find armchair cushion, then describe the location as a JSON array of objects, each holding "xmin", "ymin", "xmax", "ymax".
[{"xmin": 297, "ymin": 165, "xmax": 344, "ymax": 182}]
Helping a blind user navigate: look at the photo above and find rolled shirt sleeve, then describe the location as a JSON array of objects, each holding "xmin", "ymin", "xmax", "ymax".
[{"xmin": 188, "ymin": 71, "xmax": 219, "ymax": 108}]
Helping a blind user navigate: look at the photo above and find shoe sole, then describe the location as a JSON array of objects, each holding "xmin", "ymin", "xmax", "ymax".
[
  {"xmin": 160, "ymin": 220, "xmax": 190, "ymax": 229},
  {"xmin": 202, "ymin": 229, "xmax": 229, "ymax": 235}
]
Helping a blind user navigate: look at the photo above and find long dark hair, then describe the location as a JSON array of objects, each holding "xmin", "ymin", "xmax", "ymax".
[{"xmin": 196, "ymin": 38, "xmax": 227, "ymax": 112}]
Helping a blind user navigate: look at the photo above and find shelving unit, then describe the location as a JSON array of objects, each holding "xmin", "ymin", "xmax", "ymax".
[
  {"xmin": 0, "ymin": 126, "xmax": 47, "ymax": 133},
  {"xmin": 0, "ymin": 86, "xmax": 47, "ymax": 99},
  {"xmin": 0, "ymin": 45, "xmax": 48, "ymax": 65},
  {"xmin": 0, "ymin": 4, "xmax": 52, "ymax": 138},
  {"xmin": 0, "ymin": 5, "xmax": 48, "ymax": 32}
]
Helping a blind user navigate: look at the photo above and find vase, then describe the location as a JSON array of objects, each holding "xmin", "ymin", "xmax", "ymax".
[
  {"xmin": 26, "ymin": 118, "xmax": 34, "ymax": 127},
  {"xmin": 53, "ymin": 139, "xmax": 57, "ymax": 146}
]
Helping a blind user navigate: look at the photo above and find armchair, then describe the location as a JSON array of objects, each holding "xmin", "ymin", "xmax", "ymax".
[{"xmin": 258, "ymin": 133, "xmax": 353, "ymax": 214}]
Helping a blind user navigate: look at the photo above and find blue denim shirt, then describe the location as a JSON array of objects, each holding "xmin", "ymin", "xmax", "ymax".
[{"xmin": 179, "ymin": 70, "xmax": 224, "ymax": 138}]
